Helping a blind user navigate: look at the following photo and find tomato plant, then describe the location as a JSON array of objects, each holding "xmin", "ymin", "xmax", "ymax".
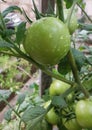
[
  {"xmin": 75, "ymin": 99, "xmax": 92, "ymax": 128},
  {"xmin": 0, "ymin": 0, "xmax": 92, "ymax": 130},
  {"xmin": 23, "ymin": 17, "xmax": 71, "ymax": 65}
]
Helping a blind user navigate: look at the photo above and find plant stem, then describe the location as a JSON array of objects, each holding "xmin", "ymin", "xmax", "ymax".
[
  {"xmin": 1, "ymin": 96, "xmax": 21, "ymax": 118},
  {"xmin": 66, "ymin": 0, "xmax": 77, "ymax": 27},
  {"xmin": 77, "ymin": 3, "xmax": 92, "ymax": 23},
  {"xmin": 65, "ymin": 0, "xmax": 90, "ymax": 98},
  {"xmin": 56, "ymin": 0, "xmax": 64, "ymax": 22},
  {"xmin": 67, "ymin": 50, "xmax": 90, "ymax": 98},
  {"xmin": 5, "ymin": 37, "xmax": 74, "ymax": 86}
]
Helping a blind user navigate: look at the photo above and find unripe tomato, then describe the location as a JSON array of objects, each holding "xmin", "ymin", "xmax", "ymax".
[
  {"xmin": 49, "ymin": 79, "xmax": 71, "ymax": 96},
  {"xmin": 44, "ymin": 100, "xmax": 59, "ymax": 125},
  {"xmin": 64, "ymin": 9, "xmax": 78, "ymax": 34},
  {"xmin": 75, "ymin": 99, "xmax": 92, "ymax": 128},
  {"xmin": 23, "ymin": 17, "xmax": 70, "ymax": 65},
  {"xmin": 63, "ymin": 118, "xmax": 81, "ymax": 130},
  {"xmin": 46, "ymin": 107, "xmax": 59, "ymax": 125}
]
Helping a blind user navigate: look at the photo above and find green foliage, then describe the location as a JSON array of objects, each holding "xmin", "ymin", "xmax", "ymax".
[
  {"xmin": 0, "ymin": 56, "xmax": 31, "ymax": 90},
  {"xmin": 15, "ymin": 22, "xmax": 26, "ymax": 45},
  {"xmin": 64, "ymin": 0, "xmax": 73, "ymax": 8},
  {"xmin": 71, "ymin": 48, "xmax": 87, "ymax": 71},
  {"xmin": 58, "ymin": 56, "xmax": 71, "ymax": 75},
  {"xmin": 2, "ymin": 6, "xmax": 22, "ymax": 17},
  {"xmin": 0, "ymin": 1, "xmax": 92, "ymax": 130}
]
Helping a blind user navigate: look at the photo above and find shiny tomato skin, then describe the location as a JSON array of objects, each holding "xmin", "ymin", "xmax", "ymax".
[
  {"xmin": 23, "ymin": 17, "xmax": 70, "ymax": 65},
  {"xmin": 75, "ymin": 99, "xmax": 92, "ymax": 128},
  {"xmin": 49, "ymin": 79, "xmax": 70, "ymax": 96}
]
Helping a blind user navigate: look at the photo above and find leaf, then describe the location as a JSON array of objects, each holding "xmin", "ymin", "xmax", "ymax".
[
  {"xmin": 78, "ymin": 22, "xmax": 92, "ymax": 31},
  {"xmin": 83, "ymin": 78, "xmax": 92, "ymax": 91},
  {"xmin": 2, "ymin": 6, "xmax": 22, "ymax": 17},
  {"xmin": 29, "ymin": 83, "xmax": 39, "ymax": 90},
  {"xmin": 16, "ymin": 22, "xmax": 26, "ymax": 44},
  {"xmin": 22, "ymin": 8, "xmax": 33, "ymax": 24},
  {"xmin": 72, "ymin": 48, "xmax": 86, "ymax": 71},
  {"xmin": 21, "ymin": 106, "xmax": 46, "ymax": 123},
  {"xmin": 86, "ymin": 56, "xmax": 92, "ymax": 65},
  {"xmin": 32, "ymin": 0, "xmax": 42, "ymax": 19},
  {"xmin": 0, "ymin": 90, "xmax": 11, "ymax": 101},
  {"xmin": 58, "ymin": 56, "xmax": 71, "ymax": 75},
  {"xmin": 0, "ymin": 40, "xmax": 14, "ymax": 48},
  {"xmin": 3, "ymin": 29, "xmax": 15, "ymax": 37},
  {"xmin": 4, "ymin": 109, "xmax": 12, "ymax": 121},
  {"xmin": 22, "ymin": 106, "xmax": 47, "ymax": 130},
  {"xmin": 17, "ymin": 93, "xmax": 26, "ymax": 105},
  {"xmin": 52, "ymin": 96, "xmax": 67, "ymax": 108},
  {"xmin": 64, "ymin": 0, "xmax": 73, "ymax": 8}
]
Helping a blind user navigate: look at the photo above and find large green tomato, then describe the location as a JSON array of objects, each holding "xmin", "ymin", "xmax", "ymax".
[
  {"xmin": 63, "ymin": 118, "xmax": 81, "ymax": 130},
  {"xmin": 75, "ymin": 99, "xmax": 92, "ymax": 128},
  {"xmin": 49, "ymin": 79, "xmax": 71, "ymax": 96},
  {"xmin": 23, "ymin": 17, "xmax": 71, "ymax": 65},
  {"xmin": 64, "ymin": 9, "xmax": 78, "ymax": 34}
]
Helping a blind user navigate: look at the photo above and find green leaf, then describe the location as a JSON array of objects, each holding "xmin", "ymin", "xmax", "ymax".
[
  {"xmin": 0, "ymin": 40, "xmax": 14, "ymax": 48},
  {"xmin": 83, "ymin": 78, "xmax": 92, "ymax": 91},
  {"xmin": 64, "ymin": 0, "xmax": 73, "ymax": 8},
  {"xmin": 21, "ymin": 106, "xmax": 46, "ymax": 123},
  {"xmin": 78, "ymin": 22, "xmax": 92, "ymax": 31},
  {"xmin": 0, "ymin": 90, "xmax": 11, "ymax": 101},
  {"xmin": 86, "ymin": 56, "xmax": 92, "ymax": 65},
  {"xmin": 17, "ymin": 93, "xmax": 26, "ymax": 105},
  {"xmin": 2, "ymin": 6, "xmax": 22, "ymax": 17},
  {"xmin": 21, "ymin": 106, "xmax": 46, "ymax": 130},
  {"xmin": 22, "ymin": 8, "xmax": 33, "ymax": 24},
  {"xmin": 3, "ymin": 29, "xmax": 15, "ymax": 37},
  {"xmin": 58, "ymin": 56, "xmax": 71, "ymax": 75},
  {"xmin": 16, "ymin": 22, "xmax": 26, "ymax": 44},
  {"xmin": 32, "ymin": 0, "xmax": 42, "ymax": 19},
  {"xmin": 52, "ymin": 96, "xmax": 67, "ymax": 108},
  {"xmin": 4, "ymin": 109, "xmax": 12, "ymax": 121},
  {"xmin": 29, "ymin": 83, "xmax": 39, "ymax": 90},
  {"xmin": 72, "ymin": 48, "xmax": 86, "ymax": 71}
]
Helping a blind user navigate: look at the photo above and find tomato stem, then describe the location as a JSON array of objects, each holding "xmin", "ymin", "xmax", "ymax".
[
  {"xmin": 67, "ymin": 49, "xmax": 90, "ymax": 98},
  {"xmin": 56, "ymin": 0, "xmax": 64, "ymax": 22},
  {"xmin": 66, "ymin": 0, "xmax": 77, "ymax": 29}
]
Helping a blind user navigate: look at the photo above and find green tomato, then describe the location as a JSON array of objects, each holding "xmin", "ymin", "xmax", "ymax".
[
  {"xmin": 45, "ymin": 107, "xmax": 59, "ymax": 125},
  {"xmin": 44, "ymin": 100, "xmax": 59, "ymax": 125},
  {"xmin": 64, "ymin": 9, "xmax": 78, "ymax": 34},
  {"xmin": 49, "ymin": 79, "xmax": 71, "ymax": 96},
  {"xmin": 63, "ymin": 118, "xmax": 82, "ymax": 130},
  {"xmin": 23, "ymin": 17, "xmax": 70, "ymax": 65},
  {"xmin": 75, "ymin": 99, "xmax": 92, "ymax": 128}
]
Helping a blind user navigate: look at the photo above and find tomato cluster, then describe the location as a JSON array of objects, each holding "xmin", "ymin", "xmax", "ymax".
[{"xmin": 43, "ymin": 80, "xmax": 92, "ymax": 130}]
